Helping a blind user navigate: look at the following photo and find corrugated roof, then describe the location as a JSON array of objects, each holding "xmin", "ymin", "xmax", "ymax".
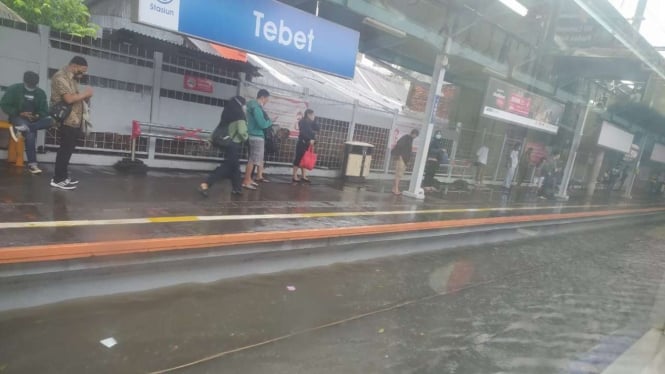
[
  {"xmin": 0, "ymin": 2, "xmax": 25, "ymax": 22},
  {"xmin": 248, "ymin": 54, "xmax": 409, "ymax": 112}
]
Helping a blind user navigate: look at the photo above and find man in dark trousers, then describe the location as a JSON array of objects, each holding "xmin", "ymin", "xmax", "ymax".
[
  {"xmin": 0, "ymin": 71, "xmax": 53, "ymax": 174},
  {"xmin": 50, "ymin": 56, "xmax": 93, "ymax": 190},
  {"xmin": 392, "ymin": 129, "xmax": 419, "ymax": 195}
]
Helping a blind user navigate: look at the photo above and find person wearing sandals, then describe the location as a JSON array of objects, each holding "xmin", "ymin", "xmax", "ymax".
[
  {"xmin": 292, "ymin": 109, "xmax": 319, "ymax": 183},
  {"xmin": 198, "ymin": 96, "xmax": 248, "ymax": 197},
  {"xmin": 242, "ymin": 89, "xmax": 272, "ymax": 190}
]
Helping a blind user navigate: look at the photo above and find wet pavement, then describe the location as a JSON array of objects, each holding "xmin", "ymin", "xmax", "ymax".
[
  {"xmin": 1, "ymin": 221, "xmax": 664, "ymax": 373},
  {"xmin": 0, "ymin": 165, "xmax": 658, "ymax": 248}
]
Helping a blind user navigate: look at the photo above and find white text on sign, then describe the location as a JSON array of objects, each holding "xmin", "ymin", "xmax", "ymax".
[{"xmin": 253, "ymin": 10, "xmax": 315, "ymax": 52}]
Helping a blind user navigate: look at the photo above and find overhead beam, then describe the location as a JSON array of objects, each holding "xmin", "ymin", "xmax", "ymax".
[
  {"xmin": 571, "ymin": 0, "xmax": 665, "ymax": 81},
  {"xmin": 324, "ymin": 0, "xmax": 445, "ymax": 49},
  {"xmin": 360, "ymin": 34, "xmax": 406, "ymax": 53}
]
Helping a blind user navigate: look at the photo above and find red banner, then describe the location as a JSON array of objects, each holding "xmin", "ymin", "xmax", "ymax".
[{"xmin": 184, "ymin": 75, "xmax": 214, "ymax": 93}]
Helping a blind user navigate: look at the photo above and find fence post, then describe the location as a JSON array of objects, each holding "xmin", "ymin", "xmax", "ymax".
[
  {"xmin": 148, "ymin": 52, "xmax": 163, "ymax": 161},
  {"xmin": 493, "ymin": 132, "xmax": 508, "ymax": 181},
  {"xmin": 237, "ymin": 72, "xmax": 246, "ymax": 97},
  {"xmin": 347, "ymin": 100, "xmax": 359, "ymax": 142},
  {"xmin": 36, "ymin": 25, "xmax": 50, "ymax": 151},
  {"xmin": 448, "ymin": 122, "xmax": 462, "ymax": 179},
  {"xmin": 384, "ymin": 110, "xmax": 399, "ymax": 174}
]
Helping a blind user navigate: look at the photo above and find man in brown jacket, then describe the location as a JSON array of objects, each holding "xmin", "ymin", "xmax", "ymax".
[{"xmin": 50, "ymin": 56, "xmax": 93, "ymax": 190}]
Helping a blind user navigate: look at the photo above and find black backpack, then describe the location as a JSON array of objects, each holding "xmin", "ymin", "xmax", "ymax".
[{"xmin": 210, "ymin": 121, "xmax": 233, "ymax": 149}]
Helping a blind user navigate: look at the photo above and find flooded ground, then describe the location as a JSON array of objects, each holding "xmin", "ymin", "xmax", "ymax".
[{"xmin": 1, "ymin": 223, "xmax": 665, "ymax": 373}]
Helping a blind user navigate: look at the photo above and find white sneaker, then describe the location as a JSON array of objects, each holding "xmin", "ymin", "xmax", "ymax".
[
  {"xmin": 50, "ymin": 179, "xmax": 76, "ymax": 190},
  {"xmin": 65, "ymin": 178, "xmax": 79, "ymax": 185},
  {"xmin": 28, "ymin": 165, "xmax": 42, "ymax": 175}
]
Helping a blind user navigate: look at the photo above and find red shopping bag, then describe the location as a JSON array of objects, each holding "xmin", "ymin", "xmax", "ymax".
[{"xmin": 299, "ymin": 145, "xmax": 317, "ymax": 170}]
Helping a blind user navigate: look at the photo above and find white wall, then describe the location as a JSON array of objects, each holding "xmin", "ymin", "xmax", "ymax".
[
  {"xmin": 157, "ymin": 98, "xmax": 222, "ymax": 130},
  {"xmin": 0, "ymin": 28, "xmax": 41, "ymax": 87},
  {"xmin": 91, "ymin": 88, "xmax": 152, "ymax": 132}
]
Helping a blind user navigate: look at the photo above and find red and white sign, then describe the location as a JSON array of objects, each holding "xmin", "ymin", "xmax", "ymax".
[
  {"xmin": 262, "ymin": 95, "xmax": 309, "ymax": 138},
  {"xmin": 184, "ymin": 75, "xmax": 214, "ymax": 93}
]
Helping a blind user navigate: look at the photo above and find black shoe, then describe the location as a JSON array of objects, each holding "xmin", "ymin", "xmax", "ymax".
[{"xmin": 231, "ymin": 190, "xmax": 242, "ymax": 195}]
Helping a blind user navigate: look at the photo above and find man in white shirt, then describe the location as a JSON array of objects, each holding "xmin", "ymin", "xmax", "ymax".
[
  {"xmin": 504, "ymin": 143, "xmax": 521, "ymax": 189},
  {"xmin": 475, "ymin": 145, "xmax": 489, "ymax": 184}
]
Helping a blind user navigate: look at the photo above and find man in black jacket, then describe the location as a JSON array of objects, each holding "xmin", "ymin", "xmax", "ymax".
[{"xmin": 392, "ymin": 129, "xmax": 419, "ymax": 195}]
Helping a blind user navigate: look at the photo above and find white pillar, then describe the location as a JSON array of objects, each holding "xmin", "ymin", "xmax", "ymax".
[
  {"xmin": 556, "ymin": 101, "xmax": 592, "ymax": 200},
  {"xmin": 403, "ymin": 51, "xmax": 448, "ymax": 199},
  {"xmin": 623, "ymin": 135, "xmax": 647, "ymax": 199}
]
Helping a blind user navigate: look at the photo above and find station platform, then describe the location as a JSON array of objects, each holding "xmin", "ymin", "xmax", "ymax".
[{"xmin": 1, "ymin": 164, "xmax": 664, "ymax": 266}]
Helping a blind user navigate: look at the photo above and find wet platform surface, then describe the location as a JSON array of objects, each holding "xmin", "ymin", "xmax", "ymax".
[
  {"xmin": 0, "ymin": 165, "xmax": 661, "ymax": 248},
  {"xmin": 1, "ymin": 220, "xmax": 663, "ymax": 373}
]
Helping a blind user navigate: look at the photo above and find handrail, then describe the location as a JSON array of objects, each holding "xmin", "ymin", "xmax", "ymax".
[{"xmin": 129, "ymin": 120, "xmax": 212, "ymax": 161}]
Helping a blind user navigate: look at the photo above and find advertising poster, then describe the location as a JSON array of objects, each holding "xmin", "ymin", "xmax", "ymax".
[{"xmin": 481, "ymin": 78, "xmax": 564, "ymax": 134}]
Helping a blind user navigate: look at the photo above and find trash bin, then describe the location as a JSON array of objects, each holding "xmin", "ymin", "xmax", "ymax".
[{"xmin": 342, "ymin": 141, "xmax": 374, "ymax": 182}]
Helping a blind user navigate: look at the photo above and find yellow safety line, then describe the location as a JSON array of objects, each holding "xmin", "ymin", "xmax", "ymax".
[{"xmin": 0, "ymin": 203, "xmax": 638, "ymax": 230}]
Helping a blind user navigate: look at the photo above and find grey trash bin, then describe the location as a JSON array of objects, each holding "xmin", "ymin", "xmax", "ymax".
[{"xmin": 342, "ymin": 141, "xmax": 374, "ymax": 182}]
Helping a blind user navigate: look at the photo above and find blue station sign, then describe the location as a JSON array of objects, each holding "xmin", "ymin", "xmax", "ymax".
[{"xmin": 136, "ymin": 0, "xmax": 360, "ymax": 78}]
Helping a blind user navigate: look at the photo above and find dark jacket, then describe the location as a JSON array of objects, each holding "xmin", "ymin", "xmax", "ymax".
[
  {"xmin": 393, "ymin": 135, "xmax": 414, "ymax": 164},
  {"xmin": 0, "ymin": 83, "xmax": 49, "ymax": 119},
  {"xmin": 298, "ymin": 117, "xmax": 320, "ymax": 142},
  {"xmin": 428, "ymin": 138, "xmax": 446, "ymax": 163}
]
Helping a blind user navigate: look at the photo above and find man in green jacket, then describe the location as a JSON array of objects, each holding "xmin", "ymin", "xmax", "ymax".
[
  {"xmin": 0, "ymin": 71, "xmax": 53, "ymax": 174},
  {"xmin": 242, "ymin": 89, "xmax": 272, "ymax": 189}
]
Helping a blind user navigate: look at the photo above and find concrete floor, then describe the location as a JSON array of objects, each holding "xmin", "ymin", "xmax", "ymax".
[
  {"xmin": 1, "ymin": 222, "xmax": 664, "ymax": 373},
  {"xmin": 0, "ymin": 165, "xmax": 647, "ymax": 248}
]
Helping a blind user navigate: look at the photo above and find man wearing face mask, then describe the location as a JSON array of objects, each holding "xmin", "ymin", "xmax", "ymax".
[
  {"xmin": 49, "ymin": 56, "xmax": 93, "ymax": 190},
  {"xmin": 0, "ymin": 71, "xmax": 53, "ymax": 174},
  {"xmin": 423, "ymin": 130, "xmax": 447, "ymax": 189}
]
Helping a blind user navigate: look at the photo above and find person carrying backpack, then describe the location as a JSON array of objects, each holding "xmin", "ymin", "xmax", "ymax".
[{"xmin": 198, "ymin": 96, "xmax": 247, "ymax": 197}]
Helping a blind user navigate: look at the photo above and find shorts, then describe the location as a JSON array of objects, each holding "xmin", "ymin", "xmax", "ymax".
[
  {"xmin": 248, "ymin": 136, "xmax": 265, "ymax": 164},
  {"xmin": 395, "ymin": 158, "xmax": 406, "ymax": 179}
]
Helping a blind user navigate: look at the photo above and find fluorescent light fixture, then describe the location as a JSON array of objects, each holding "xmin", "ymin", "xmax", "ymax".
[
  {"xmin": 498, "ymin": 0, "xmax": 528, "ymax": 17},
  {"xmin": 362, "ymin": 17, "xmax": 407, "ymax": 38}
]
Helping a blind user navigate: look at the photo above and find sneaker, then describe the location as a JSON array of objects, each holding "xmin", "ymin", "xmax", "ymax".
[
  {"xmin": 65, "ymin": 178, "xmax": 79, "ymax": 185},
  {"xmin": 50, "ymin": 179, "xmax": 76, "ymax": 190},
  {"xmin": 8, "ymin": 124, "xmax": 27, "ymax": 142},
  {"xmin": 27, "ymin": 165, "xmax": 42, "ymax": 175}
]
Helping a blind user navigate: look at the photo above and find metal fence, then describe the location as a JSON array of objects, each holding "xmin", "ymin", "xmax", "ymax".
[{"xmin": 19, "ymin": 23, "xmax": 467, "ymax": 176}]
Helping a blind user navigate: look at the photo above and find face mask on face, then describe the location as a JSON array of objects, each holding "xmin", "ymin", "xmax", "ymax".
[
  {"xmin": 24, "ymin": 85, "xmax": 36, "ymax": 92},
  {"xmin": 435, "ymin": 134, "xmax": 442, "ymax": 139}
]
